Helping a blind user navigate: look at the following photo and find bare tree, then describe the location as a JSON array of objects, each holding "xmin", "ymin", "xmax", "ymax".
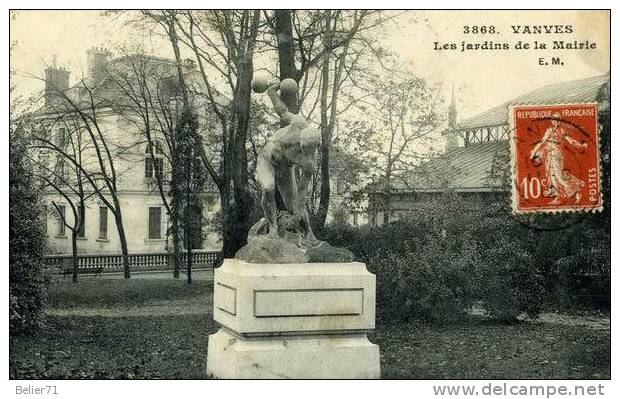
[
  {"xmin": 104, "ymin": 50, "xmax": 187, "ymax": 278},
  {"xmin": 29, "ymin": 117, "xmax": 101, "ymax": 282},
  {"xmin": 140, "ymin": 10, "xmax": 262, "ymax": 259},
  {"xmin": 33, "ymin": 79, "xmax": 134, "ymax": 278},
  {"xmin": 343, "ymin": 74, "xmax": 444, "ymax": 223}
]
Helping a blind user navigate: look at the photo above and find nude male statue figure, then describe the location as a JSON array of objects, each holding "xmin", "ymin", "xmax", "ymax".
[{"xmin": 254, "ymin": 79, "xmax": 321, "ymax": 244}]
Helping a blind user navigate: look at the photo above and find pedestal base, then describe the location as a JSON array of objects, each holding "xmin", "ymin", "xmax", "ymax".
[
  {"xmin": 206, "ymin": 329, "xmax": 380, "ymax": 379},
  {"xmin": 206, "ymin": 259, "xmax": 380, "ymax": 379}
]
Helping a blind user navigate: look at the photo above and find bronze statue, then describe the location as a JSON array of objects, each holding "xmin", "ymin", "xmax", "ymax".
[
  {"xmin": 252, "ymin": 77, "xmax": 320, "ymax": 244},
  {"xmin": 235, "ymin": 76, "xmax": 353, "ymax": 263}
]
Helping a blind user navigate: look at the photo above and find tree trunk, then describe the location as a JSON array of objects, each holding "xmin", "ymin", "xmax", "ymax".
[
  {"xmin": 168, "ymin": 16, "xmax": 189, "ymax": 105},
  {"xmin": 219, "ymin": 189, "xmax": 235, "ymax": 260},
  {"xmin": 114, "ymin": 211, "xmax": 131, "ymax": 279},
  {"xmin": 186, "ymin": 157, "xmax": 193, "ymax": 285},
  {"xmin": 316, "ymin": 52, "xmax": 332, "ymax": 227},
  {"xmin": 272, "ymin": 9, "xmax": 301, "ymax": 211},
  {"xmin": 171, "ymin": 207, "xmax": 181, "ymax": 278},
  {"xmin": 71, "ymin": 231, "xmax": 78, "ymax": 283},
  {"xmin": 187, "ymin": 250, "xmax": 192, "ymax": 284},
  {"xmin": 383, "ymin": 166, "xmax": 392, "ymax": 225},
  {"xmin": 317, "ymin": 147, "xmax": 331, "ymax": 227},
  {"xmin": 223, "ymin": 54, "xmax": 255, "ymax": 259},
  {"xmin": 166, "ymin": 15, "xmax": 189, "ymax": 278},
  {"xmin": 274, "ymin": 10, "xmax": 298, "ymax": 112},
  {"xmin": 186, "ymin": 224, "xmax": 192, "ymax": 284}
]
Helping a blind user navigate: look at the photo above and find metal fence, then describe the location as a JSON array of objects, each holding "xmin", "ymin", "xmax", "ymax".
[{"xmin": 46, "ymin": 250, "xmax": 220, "ymax": 275}]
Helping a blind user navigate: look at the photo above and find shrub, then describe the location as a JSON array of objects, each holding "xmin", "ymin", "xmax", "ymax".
[
  {"xmin": 556, "ymin": 252, "xmax": 610, "ymax": 310},
  {"xmin": 318, "ymin": 193, "xmax": 546, "ymax": 323},
  {"xmin": 314, "ymin": 220, "xmax": 362, "ymax": 250},
  {"xmin": 476, "ymin": 238, "xmax": 544, "ymax": 321},
  {"xmin": 469, "ymin": 212, "xmax": 545, "ymax": 321},
  {"xmin": 357, "ymin": 229, "xmax": 480, "ymax": 323},
  {"xmin": 10, "ymin": 130, "xmax": 49, "ymax": 335}
]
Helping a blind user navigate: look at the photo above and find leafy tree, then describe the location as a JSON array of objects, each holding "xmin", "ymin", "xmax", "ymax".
[
  {"xmin": 10, "ymin": 126, "xmax": 49, "ymax": 335},
  {"xmin": 172, "ymin": 107, "xmax": 205, "ymax": 284}
]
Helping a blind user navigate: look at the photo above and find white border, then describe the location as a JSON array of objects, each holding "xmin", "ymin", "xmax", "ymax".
[{"xmin": 3, "ymin": 4, "xmax": 617, "ymax": 399}]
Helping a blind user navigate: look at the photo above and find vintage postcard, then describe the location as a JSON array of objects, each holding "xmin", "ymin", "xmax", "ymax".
[{"xmin": 7, "ymin": 7, "xmax": 612, "ymax": 396}]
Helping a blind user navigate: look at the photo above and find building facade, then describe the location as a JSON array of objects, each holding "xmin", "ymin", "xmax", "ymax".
[{"xmin": 36, "ymin": 50, "xmax": 221, "ymax": 255}]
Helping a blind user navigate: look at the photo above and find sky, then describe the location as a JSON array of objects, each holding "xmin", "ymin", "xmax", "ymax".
[{"xmin": 10, "ymin": 10, "xmax": 610, "ymax": 122}]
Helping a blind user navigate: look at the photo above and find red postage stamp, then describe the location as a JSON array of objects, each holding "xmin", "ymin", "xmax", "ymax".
[{"xmin": 510, "ymin": 103, "xmax": 602, "ymax": 213}]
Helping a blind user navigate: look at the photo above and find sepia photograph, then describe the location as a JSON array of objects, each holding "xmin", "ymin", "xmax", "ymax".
[{"xmin": 6, "ymin": 6, "xmax": 612, "ymax": 393}]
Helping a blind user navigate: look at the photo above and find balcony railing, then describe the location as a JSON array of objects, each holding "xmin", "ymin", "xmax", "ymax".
[{"xmin": 46, "ymin": 250, "xmax": 220, "ymax": 275}]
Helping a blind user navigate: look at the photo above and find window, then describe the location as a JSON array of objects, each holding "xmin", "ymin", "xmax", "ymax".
[
  {"xmin": 77, "ymin": 206, "xmax": 86, "ymax": 238},
  {"xmin": 162, "ymin": 76, "xmax": 181, "ymax": 99},
  {"xmin": 54, "ymin": 159, "xmax": 68, "ymax": 185},
  {"xmin": 145, "ymin": 157, "xmax": 163, "ymax": 179},
  {"xmin": 56, "ymin": 127, "xmax": 66, "ymax": 147},
  {"xmin": 148, "ymin": 207, "xmax": 162, "ymax": 239},
  {"xmin": 154, "ymin": 158, "xmax": 163, "ymax": 179},
  {"xmin": 99, "ymin": 207, "xmax": 108, "ymax": 240},
  {"xmin": 56, "ymin": 205, "xmax": 66, "ymax": 237},
  {"xmin": 145, "ymin": 158, "xmax": 153, "ymax": 178},
  {"xmin": 145, "ymin": 142, "xmax": 164, "ymax": 179}
]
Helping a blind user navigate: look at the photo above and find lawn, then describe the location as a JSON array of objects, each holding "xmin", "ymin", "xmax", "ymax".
[
  {"xmin": 375, "ymin": 319, "xmax": 609, "ymax": 379},
  {"xmin": 10, "ymin": 278, "xmax": 610, "ymax": 379},
  {"xmin": 47, "ymin": 276, "xmax": 213, "ymax": 309}
]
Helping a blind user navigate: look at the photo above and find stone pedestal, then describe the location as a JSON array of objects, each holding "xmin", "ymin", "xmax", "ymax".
[{"xmin": 206, "ymin": 259, "xmax": 380, "ymax": 379}]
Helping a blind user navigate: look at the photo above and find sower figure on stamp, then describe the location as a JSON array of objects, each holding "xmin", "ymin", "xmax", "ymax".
[
  {"xmin": 530, "ymin": 112, "xmax": 588, "ymax": 205},
  {"xmin": 253, "ymin": 77, "xmax": 321, "ymax": 245}
]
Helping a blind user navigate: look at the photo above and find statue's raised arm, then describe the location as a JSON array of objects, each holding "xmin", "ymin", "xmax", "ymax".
[{"xmin": 265, "ymin": 81, "xmax": 293, "ymax": 125}]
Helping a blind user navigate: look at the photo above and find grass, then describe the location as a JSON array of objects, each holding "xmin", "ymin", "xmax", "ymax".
[
  {"xmin": 10, "ymin": 278, "xmax": 611, "ymax": 379},
  {"xmin": 10, "ymin": 314, "xmax": 218, "ymax": 379},
  {"xmin": 374, "ymin": 318, "xmax": 610, "ymax": 379},
  {"xmin": 47, "ymin": 277, "xmax": 213, "ymax": 309}
]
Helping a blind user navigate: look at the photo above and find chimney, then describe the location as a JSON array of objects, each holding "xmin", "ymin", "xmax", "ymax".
[
  {"xmin": 86, "ymin": 47, "xmax": 111, "ymax": 84},
  {"xmin": 44, "ymin": 56, "xmax": 70, "ymax": 105}
]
